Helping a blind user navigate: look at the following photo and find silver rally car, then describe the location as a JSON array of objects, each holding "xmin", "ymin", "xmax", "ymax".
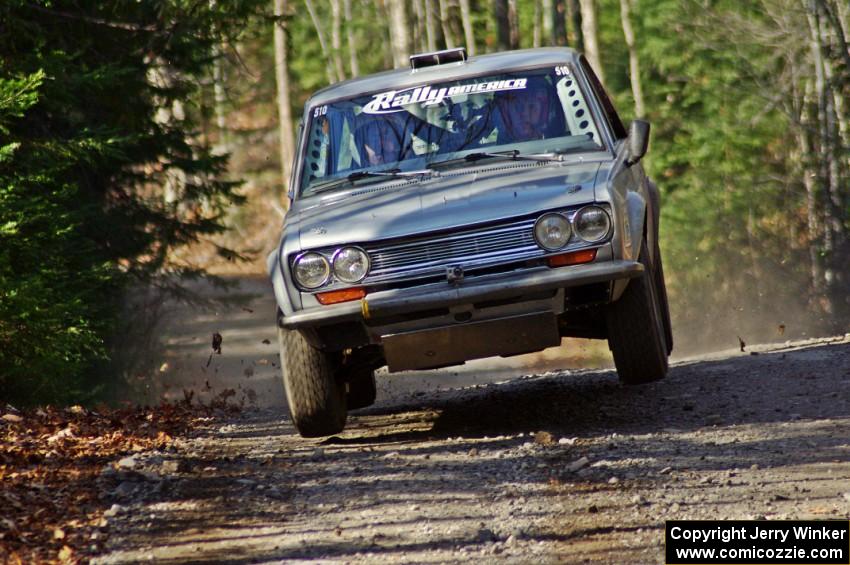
[{"xmin": 268, "ymin": 47, "xmax": 673, "ymax": 437}]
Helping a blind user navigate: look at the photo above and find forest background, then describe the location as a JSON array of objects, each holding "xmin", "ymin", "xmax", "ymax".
[{"xmin": 1, "ymin": 0, "xmax": 849, "ymax": 406}]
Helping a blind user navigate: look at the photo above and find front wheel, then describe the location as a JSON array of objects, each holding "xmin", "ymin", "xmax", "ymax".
[
  {"xmin": 653, "ymin": 241, "xmax": 674, "ymax": 355},
  {"xmin": 278, "ymin": 326, "xmax": 347, "ymax": 437},
  {"xmin": 346, "ymin": 369, "xmax": 377, "ymax": 410},
  {"xmin": 606, "ymin": 240, "xmax": 669, "ymax": 385}
]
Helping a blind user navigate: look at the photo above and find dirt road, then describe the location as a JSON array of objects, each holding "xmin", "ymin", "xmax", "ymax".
[{"xmin": 94, "ymin": 280, "xmax": 850, "ymax": 564}]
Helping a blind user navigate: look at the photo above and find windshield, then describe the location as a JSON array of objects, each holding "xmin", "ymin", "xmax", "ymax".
[{"xmin": 298, "ymin": 65, "xmax": 604, "ymax": 196}]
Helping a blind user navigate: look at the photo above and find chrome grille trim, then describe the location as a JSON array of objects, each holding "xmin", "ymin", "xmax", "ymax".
[
  {"xmin": 293, "ymin": 211, "xmax": 606, "ymax": 292},
  {"xmin": 365, "ymin": 219, "xmax": 538, "ymax": 281}
]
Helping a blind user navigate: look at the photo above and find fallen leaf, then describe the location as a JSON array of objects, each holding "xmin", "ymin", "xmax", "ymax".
[
  {"xmin": 47, "ymin": 427, "xmax": 75, "ymax": 444},
  {"xmin": 53, "ymin": 528, "xmax": 65, "ymax": 540},
  {"xmin": 534, "ymin": 431, "xmax": 555, "ymax": 445},
  {"xmin": 2, "ymin": 414, "xmax": 22, "ymax": 423},
  {"xmin": 58, "ymin": 545, "xmax": 74, "ymax": 563}
]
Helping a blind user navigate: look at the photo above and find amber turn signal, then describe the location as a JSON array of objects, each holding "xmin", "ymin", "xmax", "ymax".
[
  {"xmin": 315, "ymin": 287, "xmax": 367, "ymax": 305},
  {"xmin": 547, "ymin": 248, "xmax": 597, "ymax": 267}
]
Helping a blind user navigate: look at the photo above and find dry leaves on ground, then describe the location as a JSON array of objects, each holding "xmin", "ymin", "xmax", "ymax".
[{"xmin": 0, "ymin": 400, "xmax": 238, "ymax": 564}]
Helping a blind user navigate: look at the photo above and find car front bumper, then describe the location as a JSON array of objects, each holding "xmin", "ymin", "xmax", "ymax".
[{"xmin": 280, "ymin": 259, "xmax": 644, "ymax": 330}]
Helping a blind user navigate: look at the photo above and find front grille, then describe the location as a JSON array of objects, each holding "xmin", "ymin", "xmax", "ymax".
[
  {"xmin": 363, "ymin": 217, "xmax": 540, "ymax": 284},
  {"xmin": 294, "ymin": 210, "xmax": 607, "ymax": 292}
]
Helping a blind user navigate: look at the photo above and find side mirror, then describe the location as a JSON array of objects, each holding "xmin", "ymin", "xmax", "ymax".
[{"xmin": 626, "ymin": 120, "xmax": 650, "ymax": 166}]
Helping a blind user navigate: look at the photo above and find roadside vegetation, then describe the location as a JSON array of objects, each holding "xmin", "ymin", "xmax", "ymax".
[{"xmin": 0, "ymin": 1, "xmax": 264, "ymax": 405}]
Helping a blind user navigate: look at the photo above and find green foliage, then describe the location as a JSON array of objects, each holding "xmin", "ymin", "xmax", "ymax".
[
  {"xmin": 0, "ymin": 69, "xmax": 114, "ymax": 402},
  {"xmin": 627, "ymin": 0, "xmax": 824, "ymax": 347},
  {"xmin": 0, "ymin": 1, "xmax": 264, "ymax": 405}
]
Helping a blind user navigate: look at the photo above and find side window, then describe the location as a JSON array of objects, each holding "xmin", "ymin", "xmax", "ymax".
[{"xmin": 579, "ymin": 56, "xmax": 627, "ymax": 140}]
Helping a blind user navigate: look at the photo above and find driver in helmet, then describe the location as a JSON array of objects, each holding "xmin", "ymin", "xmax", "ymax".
[
  {"xmin": 359, "ymin": 117, "xmax": 404, "ymax": 166},
  {"xmin": 496, "ymin": 80, "xmax": 556, "ymax": 142}
]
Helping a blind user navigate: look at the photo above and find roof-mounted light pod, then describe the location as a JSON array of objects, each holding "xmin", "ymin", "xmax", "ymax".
[{"xmin": 409, "ymin": 47, "xmax": 467, "ymax": 70}]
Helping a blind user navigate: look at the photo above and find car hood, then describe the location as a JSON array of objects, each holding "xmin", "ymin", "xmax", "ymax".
[{"xmin": 291, "ymin": 161, "xmax": 603, "ymax": 250}]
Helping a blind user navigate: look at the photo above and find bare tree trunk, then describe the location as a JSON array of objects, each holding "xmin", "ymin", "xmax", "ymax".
[
  {"xmin": 211, "ymin": 51, "xmax": 226, "ymax": 136},
  {"xmin": 796, "ymin": 76, "xmax": 823, "ymax": 299},
  {"xmin": 567, "ymin": 0, "xmax": 583, "ymax": 49},
  {"xmin": 413, "ymin": 0, "xmax": 428, "ymax": 52},
  {"xmin": 619, "ymin": 0, "xmax": 645, "ymax": 117},
  {"xmin": 304, "ymin": 0, "xmax": 338, "ymax": 82},
  {"xmin": 388, "ymin": 0, "xmax": 412, "ymax": 68},
  {"xmin": 494, "ymin": 0, "xmax": 509, "ymax": 50},
  {"xmin": 823, "ymin": 59, "xmax": 848, "ymax": 152},
  {"xmin": 209, "ymin": 0, "xmax": 227, "ymax": 151},
  {"xmin": 330, "ymin": 0, "xmax": 346, "ymax": 81},
  {"xmin": 150, "ymin": 65, "xmax": 187, "ymax": 206},
  {"xmin": 459, "ymin": 0, "xmax": 476, "ymax": 55},
  {"xmin": 343, "ymin": 0, "xmax": 360, "ymax": 76},
  {"xmin": 533, "ymin": 0, "xmax": 541, "ymax": 47},
  {"xmin": 212, "ymin": 56, "xmax": 227, "ymax": 147},
  {"xmin": 439, "ymin": 0, "xmax": 459, "ymax": 49},
  {"xmin": 553, "ymin": 0, "xmax": 567, "ymax": 46},
  {"xmin": 542, "ymin": 0, "xmax": 554, "ymax": 45},
  {"xmin": 425, "ymin": 0, "xmax": 438, "ymax": 51},
  {"xmin": 274, "ymin": 0, "xmax": 295, "ymax": 198},
  {"xmin": 816, "ymin": 0, "xmax": 850, "ymax": 73},
  {"xmin": 579, "ymin": 0, "xmax": 604, "ymax": 85},
  {"xmin": 805, "ymin": 0, "xmax": 838, "ymax": 313},
  {"xmin": 836, "ymin": 0, "xmax": 850, "ymax": 41},
  {"xmin": 818, "ymin": 10, "xmax": 847, "ymax": 309},
  {"xmin": 371, "ymin": 0, "xmax": 394, "ymax": 69},
  {"xmin": 508, "ymin": 0, "xmax": 520, "ymax": 48}
]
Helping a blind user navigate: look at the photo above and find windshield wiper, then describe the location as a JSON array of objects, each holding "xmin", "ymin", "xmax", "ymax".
[
  {"xmin": 429, "ymin": 150, "xmax": 562, "ymax": 169},
  {"xmin": 308, "ymin": 167, "xmax": 434, "ymax": 195}
]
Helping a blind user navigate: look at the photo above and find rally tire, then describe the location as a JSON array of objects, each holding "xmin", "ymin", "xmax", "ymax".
[
  {"xmin": 278, "ymin": 326, "xmax": 347, "ymax": 438},
  {"xmin": 653, "ymin": 242, "xmax": 674, "ymax": 355},
  {"xmin": 606, "ymin": 240, "xmax": 669, "ymax": 385},
  {"xmin": 346, "ymin": 369, "xmax": 377, "ymax": 410}
]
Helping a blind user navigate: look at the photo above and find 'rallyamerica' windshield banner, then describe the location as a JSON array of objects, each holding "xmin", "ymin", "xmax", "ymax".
[{"xmin": 362, "ymin": 79, "xmax": 527, "ymax": 114}]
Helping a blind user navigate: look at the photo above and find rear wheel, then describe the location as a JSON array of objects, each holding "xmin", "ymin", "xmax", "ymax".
[
  {"xmin": 278, "ymin": 326, "xmax": 347, "ymax": 437},
  {"xmin": 606, "ymin": 239, "xmax": 669, "ymax": 385},
  {"xmin": 346, "ymin": 369, "xmax": 377, "ymax": 410}
]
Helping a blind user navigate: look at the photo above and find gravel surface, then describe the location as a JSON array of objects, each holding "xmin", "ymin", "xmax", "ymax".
[{"xmin": 93, "ymin": 333, "xmax": 850, "ymax": 564}]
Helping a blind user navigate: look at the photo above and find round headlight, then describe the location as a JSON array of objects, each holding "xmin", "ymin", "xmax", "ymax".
[
  {"xmin": 534, "ymin": 213, "xmax": 571, "ymax": 251},
  {"xmin": 293, "ymin": 252, "xmax": 330, "ymax": 289},
  {"xmin": 573, "ymin": 206, "xmax": 611, "ymax": 242},
  {"xmin": 333, "ymin": 247, "xmax": 370, "ymax": 283}
]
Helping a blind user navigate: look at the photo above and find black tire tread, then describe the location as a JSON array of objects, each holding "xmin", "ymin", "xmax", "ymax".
[
  {"xmin": 278, "ymin": 327, "xmax": 347, "ymax": 437},
  {"xmin": 606, "ymin": 242, "xmax": 669, "ymax": 385},
  {"xmin": 346, "ymin": 370, "xmax": 377, "ymax": 410},
  {"xmin": 653, "ymin": 245, "xmax": 674, "ymax": 355}
]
